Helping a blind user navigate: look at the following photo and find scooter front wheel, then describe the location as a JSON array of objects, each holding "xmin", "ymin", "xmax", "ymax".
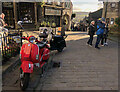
[{"xmin": 20, "ymin": 69, "xmax": 30, "ymax": 91}]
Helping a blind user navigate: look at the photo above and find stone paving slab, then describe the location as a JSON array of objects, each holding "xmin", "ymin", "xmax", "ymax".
[{"xmin": 35, "ymin": 33, "xmax": 118, "ymax": 91}]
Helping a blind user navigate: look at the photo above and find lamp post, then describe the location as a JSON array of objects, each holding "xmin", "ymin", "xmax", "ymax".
[{"xmin": 105, "ymin": 0, "xmax": 109, "ymax": 19}]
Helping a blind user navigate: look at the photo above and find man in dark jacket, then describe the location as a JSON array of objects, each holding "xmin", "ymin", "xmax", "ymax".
[
  {"xmin": 87, "ymin": 21, "xmax": 95, "ymax": 46},
  {"xmin": 95, "ymin": 18, "xmax": 106, "ymax": 49}
]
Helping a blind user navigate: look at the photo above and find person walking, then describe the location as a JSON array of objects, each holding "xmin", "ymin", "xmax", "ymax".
[
  {"xmin": 87, "ymin": 21, "xmax": 95, "ymax": 47},
  {"xmin": 61, "ymin": 20, "xmax": 66, "ymax": 36},
  {"xmin": 101, "ymin": 23, "xmax": 109, "ymax": 46},
  {"xmin": 0, "ymin": 13, "xmax": 8, "ymax": 54},
  {"xmin": 0, "ymin": 13, "xmax": 8, "ymax": 32},
  {"xmin": 95, "ymin": 18, "xmax": 106, "ymax": 49}
]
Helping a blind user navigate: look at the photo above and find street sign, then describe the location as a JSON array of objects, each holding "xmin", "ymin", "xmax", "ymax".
[{"xmin": 45, "ymin": 7, "xmax": 62, "ymax": 16}]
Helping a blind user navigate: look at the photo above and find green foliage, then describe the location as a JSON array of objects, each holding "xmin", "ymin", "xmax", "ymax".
[{"xmin": 115, "ymin": 17, "xmax": 120, "ymax": 26}]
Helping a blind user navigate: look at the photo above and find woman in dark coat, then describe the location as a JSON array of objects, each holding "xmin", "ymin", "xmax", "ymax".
[{"xmin": 87, "ymin": 21, "xmax": 95, "ymax": 46}]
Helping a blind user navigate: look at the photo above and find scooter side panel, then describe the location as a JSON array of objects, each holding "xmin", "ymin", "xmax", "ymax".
[
  {"xmin": 31, "ymin": 44, "xmax": 40, "ymax": 63},
  {"xmin": 20, "ymin": 61, "xmax": 34, "ymax": 73},
  {"xmin": 20, "ymin": 43, "xmax": 32, "ymax": 61}
]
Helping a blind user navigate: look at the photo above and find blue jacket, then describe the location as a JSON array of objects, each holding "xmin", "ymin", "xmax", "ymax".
[{"xmin": 96, "ymin": 20, "xmax": 105, "ymax": 35}]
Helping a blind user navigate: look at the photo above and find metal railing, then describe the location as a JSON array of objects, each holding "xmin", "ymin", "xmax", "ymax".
[{"xmin": 0, "ymin": 30, "xmax": 22, "ymax": 63}]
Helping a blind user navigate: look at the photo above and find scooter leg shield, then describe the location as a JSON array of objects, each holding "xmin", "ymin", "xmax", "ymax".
[{"xmin": 20, "ymin": 61, "xmax": 34, "ymax": 73}]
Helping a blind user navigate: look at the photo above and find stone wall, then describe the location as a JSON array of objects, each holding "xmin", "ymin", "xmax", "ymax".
[
  {"xmin": 102, "ymin": 2, "xmax": 119, "ymax": 25},
  {"xmin": 62, "ymin": 2, "xmax": 73, "ymax": 30},
  {"xmin": 106, "ymin": 2, "xmax": 119, "ymax": 18}
]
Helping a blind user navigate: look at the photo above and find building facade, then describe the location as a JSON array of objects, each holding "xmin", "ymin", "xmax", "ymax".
[
  {"xmin": 1, "ymin": 1, "xmax": 73, "ymax": 30},
  {"xmin": 102, "ymin": 1, "xmax": 120, "ymax": 25},
  {"xmin": 1, "ymin": 1, "xmax": 64, "ymax": 29}
]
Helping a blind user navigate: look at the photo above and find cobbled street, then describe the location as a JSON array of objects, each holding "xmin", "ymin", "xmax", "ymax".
[{"xmin": 2, "ymin": 31, "xmax": 118, "ymax": 91}]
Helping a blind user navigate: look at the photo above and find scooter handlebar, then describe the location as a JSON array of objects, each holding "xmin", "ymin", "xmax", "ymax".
[
  {"xmin": 35, "ymin": 39, "xmax": 41, "ymax": 43},
  {"xmin": 21, "ymin": 37, "xmax": 27, "ymax": 40}
]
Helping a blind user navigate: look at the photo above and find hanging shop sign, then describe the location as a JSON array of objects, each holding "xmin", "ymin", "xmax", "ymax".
[
  {"xmin": 2, "ymin": 2, "xmax": 13, "ymax": 8},
  {"xmin": 45, "ymin": 8, "xmax": 62, "ymax": 16}
]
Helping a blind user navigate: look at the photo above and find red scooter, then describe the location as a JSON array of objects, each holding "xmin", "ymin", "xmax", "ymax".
[{"xmin": 18, "ymin": 22, "xmax": 50, "ymax": 90}]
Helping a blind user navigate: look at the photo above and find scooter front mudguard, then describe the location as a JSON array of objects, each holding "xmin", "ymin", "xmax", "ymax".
[{"xmin": 20, "ymin": 61, "xmax": 34, "ymax": 73}]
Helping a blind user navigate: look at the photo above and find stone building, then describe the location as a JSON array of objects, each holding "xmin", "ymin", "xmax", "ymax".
[
  {"xmin": 102, "ymin": 1, "xmax": 120, "ymax": 25},
  {"xmin": 62, "ymin": 0, "xmax": 73, "ymax": 31}
]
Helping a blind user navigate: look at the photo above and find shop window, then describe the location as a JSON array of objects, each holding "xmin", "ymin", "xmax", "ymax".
[
  {"xmin": 18, "ymin": 3, "xmax": 35, "ymax": 24},
  {"xmin": 110, "ymin": 18, "xmax": 114, "ymax": 25},
  {"xmin": 2, "ymin": 2, "xmax": 15, "ymax": 28}
]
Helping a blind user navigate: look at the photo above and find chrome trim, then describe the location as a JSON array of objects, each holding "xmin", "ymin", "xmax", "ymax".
[
  {"xmin": 37, "ymin": 44, "xmax": 39, "ymax": 60},
  {"xmin": 20, "ymin": 54, "xmax": 21, "ymax": 59},
  {"xmin": 29, "ymin": 64, "xmax": 31, "ymax": 69}
]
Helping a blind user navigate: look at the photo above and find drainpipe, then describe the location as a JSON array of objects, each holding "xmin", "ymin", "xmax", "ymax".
[
  {"xmin": 0, "ymin": 1, "xmax": 2, "ymax": 14},
  {"xmin": 13, "ymin": 0, "xmax": 18, "ymax": 29},
  {"xmin": 34, "ymin": 2, "xmax": 38, "ymax": 29},
  {"xmin": 118, "ymin": 1, "xmax": 120, "ymax": 17},
  {"xmin": 105, "ymin": 1, "xmax": 108, "ymax": 18}
]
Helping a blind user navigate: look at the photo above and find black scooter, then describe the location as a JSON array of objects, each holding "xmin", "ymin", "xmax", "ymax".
[
  {"xmin": 39, "ymin": 29, "xmax": 67, "ymax": 52},
  {"xmin": 50, "ymin": 34, "xmax": 67, "ymax": 52}
]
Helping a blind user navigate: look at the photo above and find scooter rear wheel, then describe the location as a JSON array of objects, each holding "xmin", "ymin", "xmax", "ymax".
[
  {"xmin": 57, "ymin": 47, "xmax": 64, "ymax": 52},
  {"xmin": 20, "ymin": 69, "xmax": 30, "ymax": 91}
]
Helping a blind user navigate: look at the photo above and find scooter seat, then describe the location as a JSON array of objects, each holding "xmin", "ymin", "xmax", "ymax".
[{"xmin": 39, "ymin": 33, "xmax": 48, "ymax": 38}]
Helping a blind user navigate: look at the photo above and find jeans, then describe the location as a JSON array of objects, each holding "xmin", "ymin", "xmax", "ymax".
[
  {"xmin": 87, "ymin": 35, "xmax": 94, "ymax": 45},
  {"xmin": 101, "ymin": 34, "xmax": 108, "ymax": 45},
  {"xmin": 95, "ymin": 34, "xmax": 103, "ymax": 48}
]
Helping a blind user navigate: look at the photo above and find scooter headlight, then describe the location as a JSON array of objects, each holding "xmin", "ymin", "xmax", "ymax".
[{"xmin": 29, "ymin": 36, "xmax": 35, "ymax": 43}]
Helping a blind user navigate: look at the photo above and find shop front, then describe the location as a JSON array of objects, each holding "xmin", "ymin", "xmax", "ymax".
[
  {"xmin": 43, "ymin": 7, "xmax": 62, "ymax": 27},
  {"xmin": 2, "ymin": 2, "xmax": 36, "ymax": 29}
]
